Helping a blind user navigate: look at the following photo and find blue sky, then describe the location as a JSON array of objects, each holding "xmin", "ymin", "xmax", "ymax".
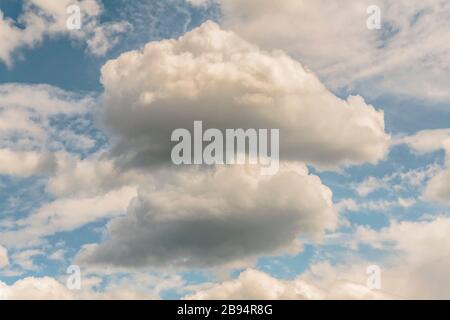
[{"xmin": 0, "ymin": 0, "xmax": 449, "ymax": 299}]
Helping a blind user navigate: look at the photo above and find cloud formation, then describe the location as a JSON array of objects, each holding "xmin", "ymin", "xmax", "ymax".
[
  {"xmin": 188, "ymin": 215, "xmax": 450, "ymax": 299},
  {"xmin": 101, "ymin": 21, "xmax": 389, "ymax": 171},
  {"xmin": 77, "ymin": 163, "xmax": 337, "ymax": 269},
  {"xmin": 0, "ymin": 246, "xmax": 8, "ymax": 268},
  {"xmin": 200, "ymin": 0, "xmax": 450, "ymax": 101},
  {"xmin": 0, "ymin": 0, "xmax": 128, "ymax": 66},
  {"xmin": 186, "ymin": 268, "xmax": 388, "ymax": 300},
  {"xmin": 401, "ymin": 129, "xmax": 450, "ymax": 205}
]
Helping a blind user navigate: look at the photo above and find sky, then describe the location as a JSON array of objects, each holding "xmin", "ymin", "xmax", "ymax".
[{"xmin": 0, "ymin": 0, "xmax": 449, "ymax": 299}]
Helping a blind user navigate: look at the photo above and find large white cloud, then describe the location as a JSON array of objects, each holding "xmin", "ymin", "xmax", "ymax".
[
  {"xmin": 201, "ymin": 0, "xmax": 450, "ymax": 101},
  {"xmin": 101, "ymin": 21, "xmax": 389, "ymax": 171},
  {"xmin": 0, "ymin": 0, "xmax": 128, "ymax": 66},
  {"xmin": 77, "ymin": 163, "xmax": 337, "ymax": 269}
]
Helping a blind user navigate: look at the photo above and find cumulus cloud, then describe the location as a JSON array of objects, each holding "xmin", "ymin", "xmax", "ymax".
[
  {"xmin": 0, "ymin": 0, "xmax": 128, "ymax": 66},
  {"xmin": 101, "ymin": 21, "xmax": 389, "ymax": 171},
  {"xmin": 186, "ymin": 268, "xmax": 388, "ymax": 300},
  {"xmin": 0, "ymin": 273, "xmax": 177, "ymax": 299},
  {"xmin": 201, "ymin": 0, "xmax": 450, "ymax": 101},
  {"xmin": 354, "ymin": 216, "xmax": 450, "ymax": 298},
  {"xmin": 188, "ymin": 215, "xmax": 450, "ymax": 299},
  {"xmin": 0, "ymin": 277, "xmax": 74, "ymax": 300},
  {"xmin": 77, "ymin": 163, "xmax": 337, "ymax": 269}
]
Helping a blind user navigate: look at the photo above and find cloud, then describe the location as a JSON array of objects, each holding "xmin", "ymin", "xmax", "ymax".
[
  {"xmin": 11, "ymin": 249, "xmax": 43, "ymax": 271},
  {"xmin": 189, "ymin": 215, "xmax": 450, "ymax": 299},
  {"xmin": 204, "ymin": 0, "xmax": 450, "ymax": 101},
  {"xmin": 0, "ymin": 149, "xmax": 56, "ymax": 177},
  {"xmin": 398, "ymin": 129, "xmax": 450, "ymax": 154},
  {"xmin": 400, "ymin": 129, "xmax": 450, "ymax": 205},
  {"xmin": 355, "ymin": 177, "xmax": 387, "ymax": 197},
  {"xmin": 0, "ymin": 245, "xmax": 9, "ymax": 268},
  {"xmin": 336, "ymin": 197, "xmax": 416, "ymax": 214},
  {"xmin": 0, "ymin": 0, "xmax": 128, "ymax": 66},
  {"xmin": 45, "ymin": 155, "xmax": 137, "ymax": 198},
  {"xmin": 353, "ymin": 216, "xmax": 450, "ymax": 298},
  {"xmin": 186, "ymin": 268, "xmax": 388, "ymax": 300},
  {"xmin": 76, "ymin": 163, "xmax": 337, "ymax": 269},
  {"xmin": 0, "ymin": 277, "xmax": 75, "ymax": 300},
  {"xmin": 423, "ymin": 166, "xmax": 450, "ymax": 205},
  {"xmin": 360, "ymin": 165, "xmax": 440, "ymax": 192},
  {"xmin": 0, "ymin": 83, "xmax": 92, "ymax": 115},
  {"xmin": 0, "ymin": 83, "xmax": 95, "ymax": 152},
  {"xmin": 186, "ymin": 0, "xmax": 211, "ymax": 6},
  {"xmin": 0, "ymin": 273, "xmax": 177, "ymax": 300},
  {"xmin": 0, "ymin": 84, "xmax": 99, "ymax": 178},
  {"xmin": 186, "ymin": 268, "xmax": 323, "ymax": 300},
  {"xmin": 0, "ymin": 83, "xmax": 144, "ymax": 247},
  {"xmin": 0, "ymin": 186, "xmax": 137, "ymax": 248},
  {"xmin": 101, "ymin": 21, "xmax": 389, "ymax": 171}
]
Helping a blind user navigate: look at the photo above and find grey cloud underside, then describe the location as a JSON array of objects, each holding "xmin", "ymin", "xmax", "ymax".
[
  {"xmin": 77, "ymin": 165, "xmax": 336, "ymax": 268},
  {"xmin": 79, "ymin": 207, "xmax": 303, "ymax": 268}
]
